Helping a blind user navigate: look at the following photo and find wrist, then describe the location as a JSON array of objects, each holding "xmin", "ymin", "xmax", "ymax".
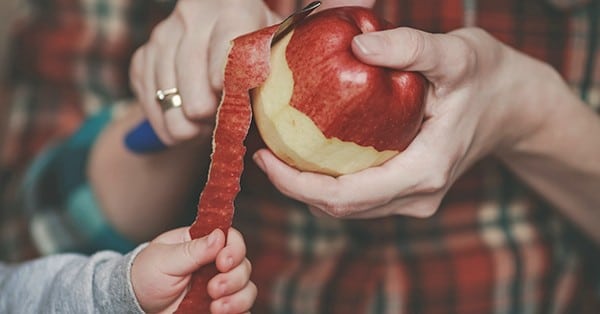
[{"xmin": 490, "ymin": 50, "xmax": 567, "ymax": 159}]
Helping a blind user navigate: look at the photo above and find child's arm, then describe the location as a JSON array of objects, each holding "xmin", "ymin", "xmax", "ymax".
[
  {"xmin": 0, "ymin": 248, "xmax": 145, "ymax": 313},
  {"xmin": 0, "ymin": 227, "xmax": 255, "ymax": 313}
]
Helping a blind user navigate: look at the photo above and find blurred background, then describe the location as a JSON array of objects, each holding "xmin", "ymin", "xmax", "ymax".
[
  {"xmin": 0, "ymin": 0, "xmax": 22, "ymax": 78},
  {"xmin": 0, "ymin": 0, "xmax": 28, "ymax": 262},
  {"xmin": 0, "ymin": 0, "xmax": 172, "ymax": 262}
]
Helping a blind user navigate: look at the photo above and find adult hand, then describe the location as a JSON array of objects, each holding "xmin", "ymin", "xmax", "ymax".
[
  {"xmin": 253, "ymin": 27, "xmax": 557, "ymax": 218},
  {"xmin": 129, "ymin": 0, "xmax": 377, "ymax": 147},
  {"xmin": 129, "ymin": 0, "xmax": 278, "ymax": 146},
  {"xmin": 131, "ymin": 227, "xmax": 255, "ymax": 313}
]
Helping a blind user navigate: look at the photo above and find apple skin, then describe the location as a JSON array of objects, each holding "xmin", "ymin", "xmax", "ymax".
[{"xmin": 252, "ymin": 7, "xmax": 427, "ymax": 176}]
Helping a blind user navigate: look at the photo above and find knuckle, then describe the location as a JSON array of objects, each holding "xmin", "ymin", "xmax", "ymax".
[
  {"xmin": 183, "ymin": 103, "xmax": 217, "ymax": 121},
  {"xmin": 247, "ymin": 281, "xmax": 258, "ymax": 302},
  {"xmin": 445, "ymin": 37, "xmax": 476, "ymax": 80},
  {"xmin": 458, "ymin": 41, "xmax": 477, "ymax": 78},
  {"xmin": 313, "ymin": 183, "xmax": 388, "ymax": 218},
  {"xmin": 129, "ymin": 49, "xmax": 143, "ymax": 74},
  {"xmin": 319, "ymin": 198, "xmax": 356, "ymax": 218},
  {"xmin": 172, "ymin": 0, "xmax": 198, "ymax": 24},
  {"xmin": 244, "ymin": 258, "xmax": 252, "ymax": 274},
  {"xmin": 129, "ymin": 50, "xmax": 146, "ymax": 89},
  {"xmin": 314, "ymin": 187, "xmax": 350, "ymax": 218},
  {"xmin": 209, "ymin": 71, "xmax": 224, "ymax": 92},
  {"xmin": 149, "ymin": 20, "xmax": 170, "ymax": 42},
  {"xmin": 164, "ymin": 122, "xmax": 198, "ymax": 142},
  {"xmin": 456, "ymin": 27, "xmax": 491, "ymax": 42},
  {"xmin": 449, "ymin": 27, "xmax": 494, "ymax": 77},
  {"xmin": 407, "ymin": 198, "xmax": 442, "ymax": 218},
  {"xmin": 400, "ymin": 28, "xmax": 427, "ymax": 67},
  {"xmin": 412, "ymin": 204, "xmax": 436, "ymax": 218},
  {"xmin": 184, "ymin": 241, "xmax": 203, "ymax": 267},
  {"xmin": 418, "ymin": 169, "xmax": 450, "ymax": 194},
  {"xmin": 326, "ymin": 205, "xmax": 350, "ymax": 218}
]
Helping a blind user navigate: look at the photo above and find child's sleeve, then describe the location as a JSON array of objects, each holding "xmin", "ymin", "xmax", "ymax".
[{"xmin": 0, "ymin": 244, "xmax": 147, "ymax": 313}]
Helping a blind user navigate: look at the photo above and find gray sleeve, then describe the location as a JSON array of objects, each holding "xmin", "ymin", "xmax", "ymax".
[{"xmin": 0, "ymin": 244, "xmax": 147, "ymax": 314}]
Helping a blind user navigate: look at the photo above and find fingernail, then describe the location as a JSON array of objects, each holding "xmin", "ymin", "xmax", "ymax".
[
  {"xmin": 219, "ymin": 281, "xmax": 227, "ymax": 295},
  {"xmin": 253, "ymin": 153, "xmax": 266, "ymax": 171},
  {"xmin": 226, "ymin": 257, "xmax": 234, "ymax": 269},
  {"xmin": 353, "ymin": 34, "xmax": 383, "ymax": 55}
]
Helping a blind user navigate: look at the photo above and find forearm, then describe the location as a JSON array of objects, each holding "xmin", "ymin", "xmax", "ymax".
[
  {"xmin": 0, "ymin": 247, "xmax": 145, "ymax": 313},
  {"xmin": 496, "ymin": 63, "xmax": 600, "ymax": 244},
  {"xmin": 88, "ymin": 104, "xmax": 212, "ymax": 243}
]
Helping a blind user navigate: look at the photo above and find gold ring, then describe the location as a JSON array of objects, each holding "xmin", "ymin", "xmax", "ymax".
[{"xmin": 156, "ymin": 88, "xmax": 182, "ymax": 111}]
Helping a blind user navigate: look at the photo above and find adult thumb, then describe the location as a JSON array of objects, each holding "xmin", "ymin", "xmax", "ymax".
[{"xmin": 352, "ymin": 27, "xmax": 463, "ymax": 80}]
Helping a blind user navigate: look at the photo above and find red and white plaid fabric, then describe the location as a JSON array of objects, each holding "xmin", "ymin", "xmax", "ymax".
[{"xmin": 1, "ymin": 0, "xmax": 598, "ymax": 313}]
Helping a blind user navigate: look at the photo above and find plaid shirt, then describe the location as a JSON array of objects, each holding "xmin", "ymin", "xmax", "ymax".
[{"xmin": 1, "ymin": 0, "xmax": 599, "ymax": 313}]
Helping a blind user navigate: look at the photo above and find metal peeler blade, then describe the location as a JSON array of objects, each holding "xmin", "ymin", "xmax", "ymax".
[{"xmin": 271, "ymin": 1, "xmax": 321, "ymax": 46}]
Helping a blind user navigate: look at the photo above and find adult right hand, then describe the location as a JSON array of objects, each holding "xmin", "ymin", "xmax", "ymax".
[{"xmin": 129, "ymin": 0, "xmax": 279, "ymax": 146}]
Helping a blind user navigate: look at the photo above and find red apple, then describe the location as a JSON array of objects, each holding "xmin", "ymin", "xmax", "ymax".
[{"xmin": 252, "ymin": 6, "xmax": 427, "ymax": 176}]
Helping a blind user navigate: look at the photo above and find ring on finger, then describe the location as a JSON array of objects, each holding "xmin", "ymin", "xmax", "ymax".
[{"xmin": 156, "ymin": 88, "xmax": 183, "ymax": 111}]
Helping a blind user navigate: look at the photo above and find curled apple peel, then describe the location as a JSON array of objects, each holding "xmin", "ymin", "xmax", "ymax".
[
  {"xmin": 253, "ymin": 7, "xmax": 427, "ymax": 176},
  {"xmin": 174, "ymin": 25, "xmax": 277, "ymax": 314}
]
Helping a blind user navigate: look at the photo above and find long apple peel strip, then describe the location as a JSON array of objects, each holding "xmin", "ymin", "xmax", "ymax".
[{"xmin": 174, "ymin": 25, "xmax": 277, "ymax": 313}]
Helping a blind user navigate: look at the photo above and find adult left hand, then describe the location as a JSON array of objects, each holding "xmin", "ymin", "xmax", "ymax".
[{"xmin": 252, "ymin": 26, "xmax": 554, "ymax": 219}]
